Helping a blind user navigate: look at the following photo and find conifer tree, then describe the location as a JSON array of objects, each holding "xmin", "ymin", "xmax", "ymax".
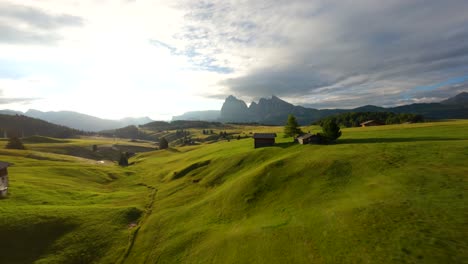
[
  {"xmin": 321, "ymin": 119, "xmax": 342, "ymax": 141},
  {"xmin": 118, "ymin": 152, "xmax": 129, "ymax": 166},
  {"xmin": 284, "ymin": 114, "xmax": 302, "ymax": 137},
  {"xmin": 159, "ymin": 137, "xmax": 169, "ymax": 149},
  {"xmin": 5, "ymin": 137, "xmax": 25, "ymax": 150}
]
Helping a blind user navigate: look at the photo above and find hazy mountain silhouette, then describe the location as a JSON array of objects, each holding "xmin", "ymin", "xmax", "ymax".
[
  {"xmin": 0, "ymin": 109, "xmax": 152, "ymax": 132},
  {"xmin": 172, "ymin": 110, "xmax": 220, "ymax": 121},
  {"xmin": 0, "ymin": 110, "xmax": 23, "ymax": 116},
  {"xmin": 220, "ymin": 95, "xmax": 324, "ymax": 124},
  {"xmin": 220, "ymin": 95, "xmax": 251, "ymax": 121},
  {"xmin": 0, "ymin": 114, "xmax": 84, "ymax": 138}
]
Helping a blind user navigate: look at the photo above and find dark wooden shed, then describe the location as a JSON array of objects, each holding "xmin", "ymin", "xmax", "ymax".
[
  {"xmin": 253, "ymin": 133, "xmax": 277, "ymax": 148},
  {"xmin": 296, "ymin": 133, "xmax": 319, "ymax": 144},
  {"xmin": 0, "ymin": 161, "xmax": 10, "ymax": 198}
]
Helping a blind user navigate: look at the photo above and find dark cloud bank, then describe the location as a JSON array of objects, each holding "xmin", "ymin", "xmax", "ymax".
[{"xmin": 179, "ymin": 0, "xmax": 468, "ymax": 107}]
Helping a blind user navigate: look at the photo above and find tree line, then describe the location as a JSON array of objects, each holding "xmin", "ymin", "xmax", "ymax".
[
  {"xmin": 314, "ymin": 112, "xmax": 424, "ymax": 128},
  {"xmin": 284, "ymin": 114, "xmax": 341, "ymax": 143},
  {"xmin": 0, "ymin": 114, "xmax": 86, "ymax": 138}
]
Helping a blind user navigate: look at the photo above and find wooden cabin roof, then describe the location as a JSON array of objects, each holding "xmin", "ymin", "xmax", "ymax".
[
  {"xmin": 297, "ymin": 133, "xmax": 315, "ymax": 140},
  {"xmin": 360, "ymin": 120, "xmax": 377, "ymax": 125},
  {"xmin": 253, "ymin": 133, "xmax": 277, "ymax": 139}
]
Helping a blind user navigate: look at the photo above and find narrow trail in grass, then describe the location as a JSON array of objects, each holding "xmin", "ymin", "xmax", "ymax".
[{"xmin": 120, "ymin": 183, "xmax": 157, "ymax": 264}]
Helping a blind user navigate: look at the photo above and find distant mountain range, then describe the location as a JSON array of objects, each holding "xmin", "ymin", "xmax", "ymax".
[
  {"xmin": 1, "ymin": 92, "xmax": 467, "ymax": 132},
  {"xmin": 0, "ymin": 109, "xmax": 153, "ymax": 132},
  {"xmin": 172, "ymin": 110, "xmax": 220, "ymax": 121},
  {"xmin": 173, "ymin": 92, "xmax": 468, "ymax": 125}
]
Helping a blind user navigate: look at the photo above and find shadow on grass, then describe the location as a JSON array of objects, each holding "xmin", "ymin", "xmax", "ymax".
[
  {"xmin": 274, "ymin": 142, "xmax": 296, "ymax": 148},
  {"xmin": 166, "ymin": 147, "xmax": 180, "ymax": 152},
  {"xmin": 338, "ymin": 137, "xmax": 465, "ymax": 144},
  {"xmin": 0, "ymin": 219, "xmax": 76, "ymax": 263}
]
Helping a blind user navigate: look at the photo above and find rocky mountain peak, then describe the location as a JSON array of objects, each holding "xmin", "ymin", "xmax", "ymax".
[
  {"xmin": 220, "ymin": 95, "xmax": 249, "ymax": 122},
  {"xmin": 441, "ymin": 92, "xmax": 468, "ymax": 105}
]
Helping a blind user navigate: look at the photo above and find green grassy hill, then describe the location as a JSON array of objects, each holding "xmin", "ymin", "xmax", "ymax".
[{"xmin": 1, "ymin": 120, "xmax": 467, "ymax": 263}]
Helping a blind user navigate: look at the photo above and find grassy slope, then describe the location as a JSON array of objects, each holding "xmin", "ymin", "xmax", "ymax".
[
  {"xmin": 0, "ymin": 149, "xmax": 150, "ymax": 264},
  {"xmin": 126, "ymin": 120, "xmax": 468, "ymax": 263},
  {"xmin": 0, "ymin": 121, "xmax": 467, "ymax": 263}
]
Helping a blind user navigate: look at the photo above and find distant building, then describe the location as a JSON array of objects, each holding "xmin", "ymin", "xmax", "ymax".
[
  {"xmin": 0, "ymin": 161, "xmax": 10, "ymax": 198},
  {"xmin": 360, "ymin": 120, "xmax": 383, "ymax": 127},
  {"xmin": 253, "ymin": 133, "xmax": 277, "ymax": 148},
  {"xmin": 296, "ymin": 133, "xmax": 320, "ymax": 144}
]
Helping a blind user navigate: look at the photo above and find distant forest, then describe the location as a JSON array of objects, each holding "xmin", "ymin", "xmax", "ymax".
[
  {"xmin": 140, "ymin": 120, "xmax": 223, "ymax": 131},
  {"xmin": 315, "ymin": 112, "xmax": 424, "ymax": 127},
  {"xmin": 0, "ymin": 114, "xmax": 86, "ymax": 138}
]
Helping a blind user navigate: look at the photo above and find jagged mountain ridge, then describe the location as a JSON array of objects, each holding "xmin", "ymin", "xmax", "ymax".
[
  {"xmin": 220, "ymin": 95, "xmax": 322, "ymax": 124},
  {"xmin": 218, "ymin": 92, "xmax": 468, "ymax": 125},
  {"xmin": 440, "ymin": 92, "xmax": 468, "ymax": 105},
  {"xmin": 220, "ymin": 95, "xmax": 251, "ymax": 121}
]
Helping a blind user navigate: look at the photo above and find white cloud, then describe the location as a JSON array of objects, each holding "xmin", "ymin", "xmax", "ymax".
[{"xmin": 1, "ymin": 0, "xmax": 468, "ymax": 118}]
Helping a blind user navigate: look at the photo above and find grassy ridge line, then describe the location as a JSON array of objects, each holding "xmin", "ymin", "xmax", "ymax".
[{"xmin": 125, "ymin": 121, "xmax": 468, "ymax": 263}]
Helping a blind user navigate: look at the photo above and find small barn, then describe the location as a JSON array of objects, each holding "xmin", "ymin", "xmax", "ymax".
[
  {"xmin": 360, "ymin": 120, "xmax": 383, "ymax": 127},
  {"xmin": 0, "ymin": 161, "xmax": 10, "ymax": 198},
  {"xmin": 296, "ymin": 133, "xmax": 319, "ymax": 144},
  {"xmin": 253, "ymin": 133, "xmax": 277, "ymax": 148}
]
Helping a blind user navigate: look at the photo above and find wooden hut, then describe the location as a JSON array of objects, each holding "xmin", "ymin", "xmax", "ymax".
[
  {"xmin": 0, "ymin": 161, "xmax": 10, "ymax": 198},
  {"xmin": 253, "ymin": 133, "xmax": 277, "ymax": 148},
  {"xmin": 360, "ymin": 120, "xmax": 383, "ymax": 127},
  {"xmin": 296, "ymin": 133, "xmax": 319, "ymax": 144}
]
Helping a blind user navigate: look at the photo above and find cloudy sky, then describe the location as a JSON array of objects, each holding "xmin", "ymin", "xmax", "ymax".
[{"xmin": 0, "ymin": 0, "xmax": 467, "ymax": 120}]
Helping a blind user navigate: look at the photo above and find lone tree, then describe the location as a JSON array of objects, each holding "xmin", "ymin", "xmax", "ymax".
[
  {"xmin": 284, "ymin": 114, "xmax": 302, "ymax": 137},
  {"xmin": 159, "ymin": 137, "xmax": 169, "ymax": 149},
  {"xmin": 6, "ymin": 137, "xmax": 25, "ymax": 150},
  {"xmin": 321, "ymin": 119, "xmax": 342, "ymax": 142},
  {"xmin": 118, "ymin": 152, "xmax": 129, "ymax": 166}
]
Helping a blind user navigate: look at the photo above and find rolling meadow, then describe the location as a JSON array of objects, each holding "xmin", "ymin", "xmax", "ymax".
[{"xmin": 0, "ymin": 120, "xmax": 467, "ymax": 263}]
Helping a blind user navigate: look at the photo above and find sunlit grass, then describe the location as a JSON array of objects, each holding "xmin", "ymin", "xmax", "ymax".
[{"xmin": 1, "ymin": 120, "xmax": 467, "ymax": 263}]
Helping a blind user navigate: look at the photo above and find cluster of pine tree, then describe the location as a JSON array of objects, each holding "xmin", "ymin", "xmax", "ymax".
[
  {"xmin": 315, "ymin": 112, "xmax": 423, "ymax": 127},
  {"xmin": 201, "ymin": 129, "xmax": 214, "ymax": 135},
  {"xmin": 5, "ymin": 137, "xmax": 25, "ymax": 150},
  {"xmin": 219, "ymin": 131, "xmax": 229, "ymax": 138},
  {"xmin": 175, "ymin": 129, "xmax": 190, "ymax": 136},
  {"xmin": 99, "ymin": 125, "xmax": 154, "ymax": 141},
  {"xmin": 284, "ymin": 114, "xmax": 342, "ymax": 143}
]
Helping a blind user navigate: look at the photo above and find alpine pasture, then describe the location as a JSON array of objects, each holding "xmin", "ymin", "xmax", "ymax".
[{"xmin": 0, "ymin": 120, "xmax": 467, "ymax": 263}]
